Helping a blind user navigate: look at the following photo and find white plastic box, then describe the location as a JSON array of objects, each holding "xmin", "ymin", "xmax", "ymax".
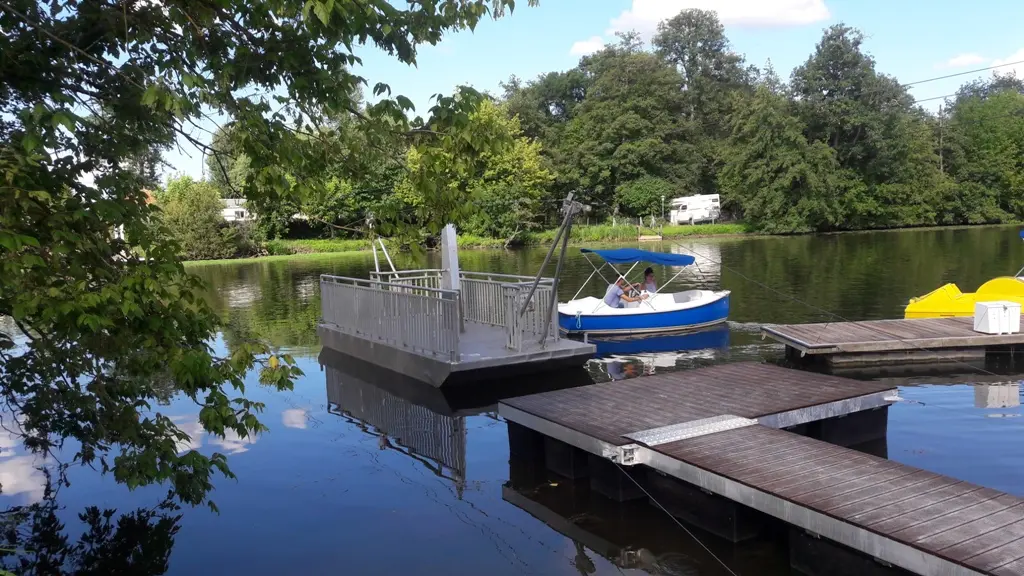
[{"xmin": 974, "ymin": 301, "xmax": 1021, "ymax": 334}]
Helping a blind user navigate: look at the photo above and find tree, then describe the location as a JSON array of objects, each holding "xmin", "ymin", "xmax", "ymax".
[
  {"xmin": 392, "ymin": 99, "xmax": 552, "ymax": 242},
  {"xmin": 614, "ymin": 176, "xmax": 675, "ymax": 218},
  {"xmin": 653, "ymin": 9, "xmax": 753, "ymax": 195},
  {"xmin": 790, "ymin": 25, "xmax": 946, "ymax": 228},
  {"xmin": 944, "ymin": 85, "xmax": 1024, "ymax": 221},
  {"xmin": 1, "ymin": 0, "xmax": 534, "ymax": 509},
  {"xmin": 562, "ymin": 34, "xmax": 698, "ymax": 215},
  {"xmin": 205, "ymin": 124, "xmax": 251, "ymax": 199},
  {"xmin": 719, "ymin": 84, "xmax": 841, "ymax": 233},
  {"xmin": 158, "ymin": 175, "xmax": 254, "ymax": 260}
]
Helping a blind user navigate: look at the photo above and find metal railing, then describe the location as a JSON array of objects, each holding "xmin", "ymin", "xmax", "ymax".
[
  {"xmin": 320, "ymin": 275, "xmax": 460, "ymax": 361},
  {"xmin": 326, "ymin": 270, "xmax": 559, "ymax": 356},
  {"xmin": 369, "ymin": 269, "xmax": 441, "ymax": 293},
  {"xmin": 504, "ymin": 283, "xmax": 558, "ymax": 352}
]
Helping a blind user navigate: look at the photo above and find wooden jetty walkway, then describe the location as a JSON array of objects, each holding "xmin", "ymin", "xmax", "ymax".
[
  {"xmin": 499, "ymin": 362, "xmax": 1024, "ymax": 575},
  {"xmin": 762, "ymin": 317, "xmax": 1024, "ymax": 369}
]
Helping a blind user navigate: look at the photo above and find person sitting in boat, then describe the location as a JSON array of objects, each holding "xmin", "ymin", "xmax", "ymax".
[
  {"xmin": 604, "ymin": 277, "xmax": 648, "ymax": 308},
  {"xmin": 642, "ymin": 267, "xmax": 657, "ymax": 293}
]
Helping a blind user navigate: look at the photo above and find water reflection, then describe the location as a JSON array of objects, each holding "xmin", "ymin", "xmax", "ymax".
[
  {"xmin": 324, "ymin": 354, "xmax": 471, "ymax": 492},
  {"xmin": 974, "ymin": 382, "xmax": 1021, "ymax": 409},
  {"xmin": 590, "ymin": 326, "xmax": 730, "ymax": 381},
  {"xmin": 0, "ymin": 484, "xmax": 181, "ymax": 576},
  {"xmin": 319, "ymin": 348, "xmax": 594, "ymax": 498},
  {"xmin": 503, "ymin": 456, "xmax": 789, "ymax": 575}
]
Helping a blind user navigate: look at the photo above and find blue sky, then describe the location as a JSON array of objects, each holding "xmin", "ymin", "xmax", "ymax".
[{"xmin": 165, "ymin": 0, "xmax": 1024, "ymax": 180}]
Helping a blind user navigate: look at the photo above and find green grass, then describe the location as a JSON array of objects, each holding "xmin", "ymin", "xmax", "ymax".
[
  {"xmin": 183, "ymin": 250, "xmax": 372, "ymax": 266},
  {"xmin": 522, "ymin": 222, "xmax": 750, "ymax": 245},
  {"xmin": 182, "ymin": 222, "xmax": 752, "ymax": 263},
  {"xmin": 266, "ymin": 238, "xmax": 373, "ymax": 255}
]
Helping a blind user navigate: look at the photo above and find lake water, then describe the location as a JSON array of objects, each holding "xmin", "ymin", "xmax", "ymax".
[{"xmin": 7, "ymin": 226, "xmax": 1024, "ymax": 575}]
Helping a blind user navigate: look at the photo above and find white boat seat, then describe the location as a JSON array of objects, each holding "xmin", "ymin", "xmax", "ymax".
[{"xmin": 672, "ymin": 291, "xmax": 702, "ymax": 304}]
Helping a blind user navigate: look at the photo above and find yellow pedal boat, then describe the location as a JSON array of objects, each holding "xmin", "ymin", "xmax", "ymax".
[{"xmin": 905, "ymin": 276, "xmax": 1024, "ymax": 318}]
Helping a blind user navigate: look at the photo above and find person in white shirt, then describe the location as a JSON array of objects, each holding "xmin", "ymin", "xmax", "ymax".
[{"xmin": 642, "ymin": 267, "xmax": 657, "ymax": 293}]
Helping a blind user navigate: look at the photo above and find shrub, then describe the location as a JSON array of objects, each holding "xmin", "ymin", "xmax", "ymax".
[{"xmin": 158, "ymin": 175, "xmax": 257, "ymax": 260}]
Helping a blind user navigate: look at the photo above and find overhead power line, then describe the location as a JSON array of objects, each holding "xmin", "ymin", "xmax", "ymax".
[{"xmin": 904, "ymin": 59, "xmax": 1024, "ymax": 89}]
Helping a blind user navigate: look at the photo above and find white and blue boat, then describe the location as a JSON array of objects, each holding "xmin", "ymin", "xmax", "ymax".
[{"xmin": 557, "ymin": 248, "xmax": 730, "ymax": 336}]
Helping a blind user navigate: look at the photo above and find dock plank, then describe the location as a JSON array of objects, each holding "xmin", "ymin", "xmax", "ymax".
[
  {"xmin": 502, "ymin": 362, "xmax": 893, "ymax": 445},
  {"xmin": 941, "ymin": 520, "xmax": 1024, "ymax": 563},
  {"xmin": 762, "ymin": 316, "xmax": 1024, "ymax": 357},
  {"xmin": 918, "ymin": 505, "xmax": 1024, "ymax": 554},
  {"xmin": 498, "ymin": 362, "xmax": 1024, "ymax": 575},
  {"xmin": 652, "ymin": 426, "xmax": 1024, "ymax": 575}
]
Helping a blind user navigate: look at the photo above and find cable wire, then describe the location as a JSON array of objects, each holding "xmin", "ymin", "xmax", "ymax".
[{"xmin": 614, "ymin": 462, "xmax": 739, "ymax": 576}]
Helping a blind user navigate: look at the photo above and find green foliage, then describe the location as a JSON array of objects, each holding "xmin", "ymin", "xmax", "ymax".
[
  {"xmin": 389, "ymin": 99, "xmax": 552, "ymax": 243},
  {"xmin": 943, "ymin": 86, "xmax": 1024, "ymax": 222},
  {"xmin": 205, "ymin": 124, "xmax": 251, "ymax": 199},
  {"xmin": 615, "ymin": 176, "xmax": 676, "ymax": 218},
  {"xmin": 159, "ymin": 176, "xmax": 257, "ymax": 260},
  {"xmin": 562, "ymin": 34, "xmax": 698, "ymax": 214},
  {"xmin": 0, "ymin": 0, "xmax": 534, "ymax": 509},
  {"xmin": 719, "ymin": 85, "xmax": 841, "ymax": 233},
  {"xmin": 265, "ymin": 238, "xmax": 373, "ymax": 255},
  {"xmin": 790, "ymin": 25, "xmax": 946, "ymax": 229}
]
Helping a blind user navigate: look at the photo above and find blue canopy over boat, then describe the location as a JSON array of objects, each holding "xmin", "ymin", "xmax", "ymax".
[
  {"xmin": 1020, "ymin": 230, "xmax": 1023, "ymax": 239},
  {"xmin": 580, "ymin": 248, "xmax": 695, "ymax": 266}
]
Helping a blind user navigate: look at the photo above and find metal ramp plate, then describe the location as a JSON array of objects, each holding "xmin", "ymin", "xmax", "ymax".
[{"xmin": 623, "ymin": 415, "xmax": 757, "ymax": 447}]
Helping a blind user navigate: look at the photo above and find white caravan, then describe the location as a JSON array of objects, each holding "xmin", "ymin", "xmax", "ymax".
[{"xmin": 668, "ymin": 194, "xmax": 720, "ymax": 224}]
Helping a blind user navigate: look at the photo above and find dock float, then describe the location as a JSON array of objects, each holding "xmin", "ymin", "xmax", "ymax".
[
  {"xmin": 499, "ymin": 362, "xmax": 1024, "ymax": 576},
  {"xmin": 762, "ymin": 317, "xmax": 1024, "ymax": 369}
]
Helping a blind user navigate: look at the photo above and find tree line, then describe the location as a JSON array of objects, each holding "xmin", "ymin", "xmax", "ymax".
[
  {"xmin": 502, "ymin": 12, "xmax": 1024, "ymax": 234},
  {"xmin": 157, "ymin": 8, "xmax": 1024, "ymax": 253}
]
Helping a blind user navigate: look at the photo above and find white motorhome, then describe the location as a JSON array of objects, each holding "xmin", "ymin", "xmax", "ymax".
[{"xmin": 668, "ymin": 194, "xmax": 720, "ymax": 224}]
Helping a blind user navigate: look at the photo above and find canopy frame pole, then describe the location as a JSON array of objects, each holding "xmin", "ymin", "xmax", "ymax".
[
  {"xmin": 591, "ymin": 261, "xmax": 641, "ymax": 314},
  {"xmin": 570, "ymin": 260, "xmax": 607, "ymax": 302},
  {"xmin": 650, "ymin": 267, "xmax": 690, "ymax": 296},
  {"xmin": 586, "ymin": 254, "xmax": 616, "ymax": 286}
]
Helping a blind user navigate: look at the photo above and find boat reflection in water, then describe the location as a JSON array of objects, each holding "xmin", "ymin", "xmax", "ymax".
[
  {"xmin": 590, "ymin": 325, "xmax": 730, "ymax": 381},
  {"xmin": 320, "ymin": 348, "xmax": 593, "ymax": 497}
]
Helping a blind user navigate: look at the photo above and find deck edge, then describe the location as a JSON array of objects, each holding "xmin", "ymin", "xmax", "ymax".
[{"xmin": 642, "ymin": 446, "xmax": 985, "ymax": 576}]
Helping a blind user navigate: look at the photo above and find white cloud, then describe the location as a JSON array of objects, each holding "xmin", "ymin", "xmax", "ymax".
[
  {"xmin": 172, "ymin": 418, "xmax": 204, "ymax": 454},
  {"xmin": 210, "ymin": 429, "xmax": 258, "ymax": 454},
  {"xmin": 281, "ymin": 408, "xmax": 308, "ymax": 429},
  {"xmin": 570, "ymin": 36, "xmax": 605, "ymax": 56},
  {"xmin": 937, "ymin": 53, "xmax": 987, "ymax": 69},
  {"xmin": 607, "ymin": 0, "xmax": 830, "ymax": 38},
  {"xmin": 992, "ymin": 48, "xmax": 1024, "ymax": 78},
  {"xmin": 0, "ymin": 456, "xmax": 47, "ymax": 504}
]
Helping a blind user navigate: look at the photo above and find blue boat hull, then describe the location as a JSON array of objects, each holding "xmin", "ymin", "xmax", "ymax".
[
  {"xmin": 591, "ymin": 325, "xmax": 730, "ymax": 358},
  {"xmin": 559, "ymin": 294, "xmax": 730, "ymax": 335}
]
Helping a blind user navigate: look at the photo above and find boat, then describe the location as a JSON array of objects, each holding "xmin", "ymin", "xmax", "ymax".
[
  {"xmin": 904, "ymin": 230, "xmax": 1024, "ymax": 319},
  {"xmin": 557, "ymin": 248, "xmax": 730, "ymax": 336}
]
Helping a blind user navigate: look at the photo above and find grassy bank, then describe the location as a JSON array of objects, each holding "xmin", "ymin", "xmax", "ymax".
[{"xmin": 184, "ymin": 222, "xmax": 752, "ymax": 263}]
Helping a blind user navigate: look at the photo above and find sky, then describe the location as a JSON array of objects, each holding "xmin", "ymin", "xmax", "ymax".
[{"xmin": 163, "ymin": 0, "xmax": 1024, "ymax": 180}]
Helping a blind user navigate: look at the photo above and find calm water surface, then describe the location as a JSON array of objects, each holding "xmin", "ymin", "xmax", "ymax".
[{"xmin": 10, "ymin": 226, "xmax": 1024, "ymax": 575}]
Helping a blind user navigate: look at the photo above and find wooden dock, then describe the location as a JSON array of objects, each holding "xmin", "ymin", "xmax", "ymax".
[
  {"xmin": 762, "ymin": 317, "xmax": 1024, "ymax": 368},
  {"xmin": 499, "ymin": 362, "xmax": 1024, "ymax": 575}
]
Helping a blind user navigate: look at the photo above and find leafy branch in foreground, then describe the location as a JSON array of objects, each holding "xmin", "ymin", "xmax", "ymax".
[{"xmin": 0, "ymin": 0, "xmax": 534, "ymax": 506}]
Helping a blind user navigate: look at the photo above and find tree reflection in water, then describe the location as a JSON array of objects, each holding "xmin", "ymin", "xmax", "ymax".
[{"xmin": 0, "ymin": 478, "xmax": 180, "ymax": 576}]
